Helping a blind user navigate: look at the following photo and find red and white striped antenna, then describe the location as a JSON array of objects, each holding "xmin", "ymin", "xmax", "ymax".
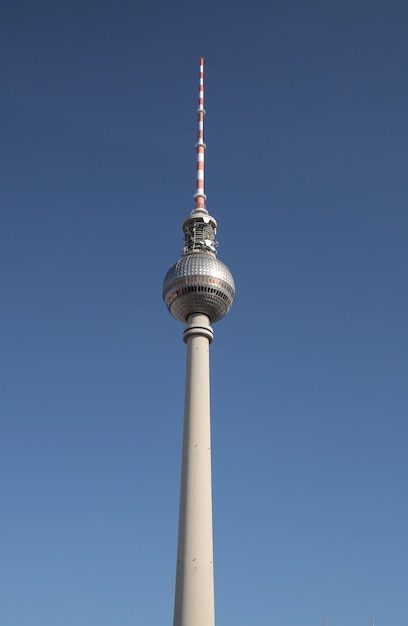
[
  {"xmin": 193, "ymin": 56, "xmax": 207, "ymax": 212},
  {"xmin": 372, "ymin": 615, "xmax": 375, "ymax": 626}
]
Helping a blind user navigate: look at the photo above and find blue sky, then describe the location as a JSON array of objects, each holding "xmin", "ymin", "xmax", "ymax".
[{"xmin": 1, "ymin": 1, "xmax": 407, "ymax": 625}]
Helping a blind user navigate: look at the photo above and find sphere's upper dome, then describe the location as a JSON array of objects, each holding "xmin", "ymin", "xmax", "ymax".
[{"xmin": 163, "ymin": 252, "xmax": 235, "ymax": 323}]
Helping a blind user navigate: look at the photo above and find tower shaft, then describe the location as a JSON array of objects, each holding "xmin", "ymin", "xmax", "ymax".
[{"xmin": 173, "ymin": 313, "xmax": 215, "ymax": 626}]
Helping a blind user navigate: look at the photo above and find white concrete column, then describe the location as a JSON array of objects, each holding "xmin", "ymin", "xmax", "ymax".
[{"xmin": 173, "ymin": 313, "xmax": 215, "ymax": 626}]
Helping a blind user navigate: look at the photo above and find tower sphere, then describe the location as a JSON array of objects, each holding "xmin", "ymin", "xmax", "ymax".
[{"xmin": 163, "ymin": 250, "xmax": 235, "ymax": 323}]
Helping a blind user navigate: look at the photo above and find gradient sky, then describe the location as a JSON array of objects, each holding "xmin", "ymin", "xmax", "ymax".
[{"xmin": 1, "ymin": 1, "xmax": 407, "ymax": 625}]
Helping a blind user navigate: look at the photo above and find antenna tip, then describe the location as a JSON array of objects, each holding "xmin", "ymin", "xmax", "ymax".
[{"xmin": 199, "ymin": 56, "xmax": 204, "ymax": 64}]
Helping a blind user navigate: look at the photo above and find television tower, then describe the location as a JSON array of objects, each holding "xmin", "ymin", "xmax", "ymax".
[{"xmin": 163, "ymin": 58, "xmax": 235, "ymax": 626}]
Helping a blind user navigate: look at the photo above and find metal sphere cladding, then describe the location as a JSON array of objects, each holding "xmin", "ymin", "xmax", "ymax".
[{"xmin": 163, "ymin": 251, "xmax": 235, "ymax": 323}]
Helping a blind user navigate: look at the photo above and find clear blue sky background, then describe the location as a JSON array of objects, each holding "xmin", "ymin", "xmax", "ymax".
[{"xmin": 1, "ymin": 1, "xmax": 407, "ymax": 625}]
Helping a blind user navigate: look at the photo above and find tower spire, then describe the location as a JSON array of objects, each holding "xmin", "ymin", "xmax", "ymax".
[
  {"xmin": 194, "ymin": 56, "xmax": 207, "ymax": 212},
  {"xmin": 176, "ymin": 57, "xmax": 219, "ymax": 256}
]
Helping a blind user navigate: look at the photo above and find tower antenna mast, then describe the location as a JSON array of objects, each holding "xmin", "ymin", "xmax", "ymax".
[{"xmin": 194, "ymin": 56, "xmax": 207, "ymax": 212}]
